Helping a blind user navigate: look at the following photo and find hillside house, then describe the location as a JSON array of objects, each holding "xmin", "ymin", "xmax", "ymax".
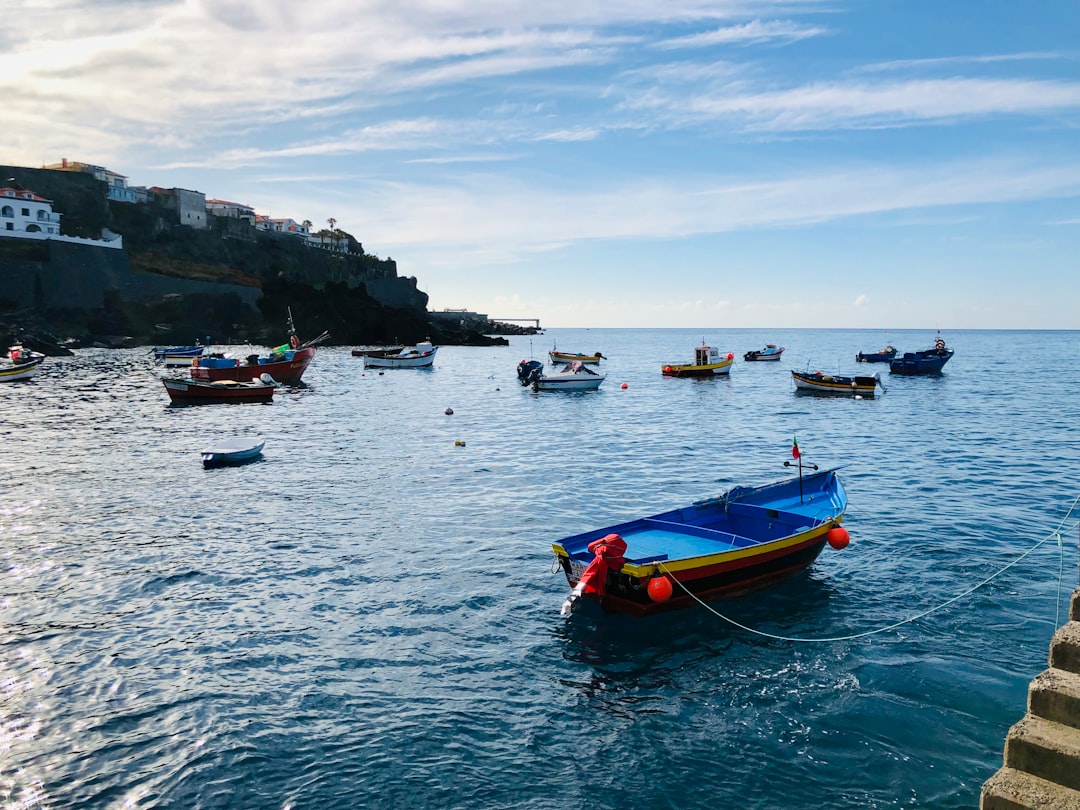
[
  {"xmin": 1, "ymin": 181, "xmax": 61, "ymax": 235},
  {"xmin": 43, "ymin": 158, "xmax": 137, "ymax": 203},
  {"xmin": 150, "ymin": 187, "xmax": 208, "ymax": 229},
  {"xmin": 207, "ymin": 199, "xmax": 256, "ymax": 225}
]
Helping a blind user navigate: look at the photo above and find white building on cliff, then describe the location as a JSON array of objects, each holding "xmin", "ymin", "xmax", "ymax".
[
  {"xmin": 1, "ymin": 181, "xmax": 61, "ymax": 235},
  {"xmin": 0, "ymin": 179, "xmax": 123, "ymax": 249}
]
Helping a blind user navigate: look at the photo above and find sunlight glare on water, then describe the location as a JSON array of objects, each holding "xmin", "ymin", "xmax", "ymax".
[{"xmin": 1, "ymin": 328, "xmax": 1078, "ymax": 809}]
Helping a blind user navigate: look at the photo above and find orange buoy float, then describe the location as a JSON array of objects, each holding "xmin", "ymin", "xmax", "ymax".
[
  {"xmin": 726, "ymin": 353, "xmax": 734, "ymax": 360},
  {"xmin": 827, "ymin": 526, "xmax": 850, "ymax": 550},
  {"xmin": 620, "ymin": 382, "xmax": 628, "ymax": 389},
  {"xmin": 647, "ymin": 576, "xmax": 673, "ymax": 602}
]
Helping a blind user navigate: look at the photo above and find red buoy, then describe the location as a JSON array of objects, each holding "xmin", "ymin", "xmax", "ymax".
[
  {"xmin": 827, "ymin": 526, "xmax": 850, "ymax": 550},
  {"xmin": 726, "ymin": 353, "xmax": 734, "ymax": 360},
  {"xmin": 620, "ymin": 382, "xmax": 628, "ymax": 389},
  {"xmin": 647, "ymin": 576, "xmax": 673, "ymax": 602},
  {"xmin": 664, "ymin": 366, "xmax": 672, "ymax": 373}
]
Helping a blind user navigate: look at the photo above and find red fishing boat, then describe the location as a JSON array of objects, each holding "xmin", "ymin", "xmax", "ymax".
[
  {"xmin": 190, "ymin": 310, "xmax": 327, "ymax": 385},
  {"xmin": 162, "ymin": 377, "xmax": 275, "ymax": 405}
]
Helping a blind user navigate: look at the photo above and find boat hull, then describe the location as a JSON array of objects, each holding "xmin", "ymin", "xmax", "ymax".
[
  {"xmin": 352, "ymin": 346, "xmax": 403, "ymax": 357},
  {"xmin": 662, "ymin": 360, "xmax": 732, "ymax": 377},
  {"xmin": 549, "ymin": 351, "xmax": 603, "ymax": 365},
  {"xmin": 363, "ymin": 350, "xmax": 437, "ymax": 369},
  {"xmin": 552, "ymin": 469, "xmax": 847, "ymax": 617},
  {"xmin": 856, "ymin": 349, "xmax": 897, "ymax": 363},
  {"xmin": 792, "ymin": 370, "xmax": 879, "ymax": 396},
  {"xmin": 534, "ymin": 375, "xmax": 605, "ymax": 390},
  {"xmin": 202, "ymin": 438, "xmax": 266, "ymax": 468},
  {"xmin": 163, "ymin": 378, "xmax": 275, "ymax": 405},
  {"xmin": 889, "ymin": 349, "xmax": 953, "ymax": 375},
  {"xmin": 744, "ymin": 347, "xmax": 784, "ymax": 361},
  {"xmin": 191, "ymin": 347, "xmax": 314, "ymax": 385},
  {"xmin": 0, "ymin": 356, "xmax": 45, "ymax": 382}
]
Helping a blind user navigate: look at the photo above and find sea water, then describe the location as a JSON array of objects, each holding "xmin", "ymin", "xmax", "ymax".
[{"xmin": 1, "ymin": 328, "xmax": 1078, "ymax": 809}]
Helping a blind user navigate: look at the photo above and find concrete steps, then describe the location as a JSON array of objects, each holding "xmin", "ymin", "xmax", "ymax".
[
  {"xmin": 981, "ymin": 768, "xmax": 1080, "ymax": 810},
  {"xmin": 981, "ymin": 590, "xmax": 1080, "ymax": 809}
]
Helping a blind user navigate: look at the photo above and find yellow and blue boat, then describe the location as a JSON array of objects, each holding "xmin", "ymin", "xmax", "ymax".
[
  {"xmin": 792, "ymin": 369, "xmax": 883, "ymax": 397},
  {"xmin": 553, "ymin": 466, "xmax": 849, "ymax": 617},
  {"xmin": 662, "ymin": 341, "xmax": 734, "ymax": 377}
]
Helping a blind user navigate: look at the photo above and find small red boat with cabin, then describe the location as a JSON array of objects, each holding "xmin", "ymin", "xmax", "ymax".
[{"xmin": 190, "ymin": 311, "xmax": 327, "ymax": 385}]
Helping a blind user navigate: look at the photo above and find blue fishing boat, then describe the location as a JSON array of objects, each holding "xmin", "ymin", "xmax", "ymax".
[
  {"xmin": 553, "ymin": 462, "xmax": 849, "ymax": 617},
  {"xmin": 201, "ymin": 437, "xmax": 266, "ymax": 468},
  {"xmin": 856, "ymin": 345, "xmax": 897, "ymax": 363},
  {"xmin": 889, "ymin": 336, "xmax": 954, "ymax": 375},
  {"xmin": 154, "ymin": 345, "xmax": 205, "ymax": 367}
]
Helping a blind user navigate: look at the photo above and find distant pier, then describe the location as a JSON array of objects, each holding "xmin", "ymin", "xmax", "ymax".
[{"xmin": 492, "ymin": 317, "xmax": 541, "ymax": 330}]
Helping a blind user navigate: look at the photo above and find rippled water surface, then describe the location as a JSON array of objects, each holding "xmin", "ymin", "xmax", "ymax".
[{"xmin": 1, "ymin": 328, "xmax": 1078, "ymax": 809}]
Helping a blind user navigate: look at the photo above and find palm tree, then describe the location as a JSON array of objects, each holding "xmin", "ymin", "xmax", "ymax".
[{"xmin": 326, "ymin": 217, "xmax": 338, "ymax": 250}]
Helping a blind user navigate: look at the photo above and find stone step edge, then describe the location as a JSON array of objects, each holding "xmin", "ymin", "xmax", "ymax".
[
  {"xmin": 1029, "ymin": 667, "xmax": 1080, "ymax": 730},
  {"xmin": 1004, "ymin": 714, "xmax": 1080, "ymax": 793},
  {"xmin": 980, "ymin": 765, "xmax": 1080, "ymax": 810},
  {"xmin": 1049, "ymin": 621, "xmax": 1080, "ymax": 676}
]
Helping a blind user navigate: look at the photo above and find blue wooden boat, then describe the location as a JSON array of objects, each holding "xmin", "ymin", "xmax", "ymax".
[
  {"xmin": 201, "ymin": 437, "xmax": 266, "ymax": 468},
  {"xmin": 155, "ymin": 345, "xmax": 205, "ymax": 367},
  {"xmin": 552, "ymin": 465, "xmax": 849, "ymax": 617},
  {"xmin": 889, "ymin": 336, "xmax": 954, "ymax": 375},
  {"xmin": 856, "ymin": 345, "xmax": 897, "ymax": 363}
]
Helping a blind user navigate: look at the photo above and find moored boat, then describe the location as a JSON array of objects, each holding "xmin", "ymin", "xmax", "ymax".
[
  {"xmin": 889, "ymin": 336, "xmax": 954, "ymax": 375},
  {"xmin": 523, "ymin": 360, "xmax": 605, "ymax": 391},
  {"xmin": 856, "ymin": 345, "xmax": 897, "ymax": 363},
  {"xmin": 516, "ymin": 359, "xmax": 545, "ymax": 384},
  {"xmin": 1, "ymin": 345, "xmax": 46, "ymax": 382},
  {"xmin": 191, "ymin": 312, "xmax": 326, "ymax": 385},
  {"xmin": 163, "ymin": 376, "xmax": 276, "ymax": 405},
  {"xmin": 792, "ymin": 369, "xmax": 884, "ymax": 397},
  {"xmin": 352, "ymin": 345, "xmax": 404, "ymax": 357},
  {"xmin": 662, "ymin": 342, "xmax": 734, "ymax": 377},
  {"xmin": 362, "ymin": 341, "xmax": 438, "ymax": 369},
  {"xmin": 155, "ymin": 345, "xmax": 205, "ymax": 366},
  {"xmin": 553, "ymin": 463, "xmax": 849, "ymax": 617},
  {"xmin": 201, "ymin": 437, "xmax": 266, "ymax": 468},
  {"xmin": 548, "ymin": 345, "xmax": 605, "ymax": 365},
  {"xmin": 743, "ymin": 344, "xmax": 785, "ymax": 362}
]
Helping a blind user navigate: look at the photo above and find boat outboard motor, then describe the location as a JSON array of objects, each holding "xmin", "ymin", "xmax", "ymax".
[
  {"xmin": 517, "ymin": 360, "xmax": 543, "ymax": 386},
  {"xmin": 246, "ymin": 354, "xmax": 261, "ymax": 365}
]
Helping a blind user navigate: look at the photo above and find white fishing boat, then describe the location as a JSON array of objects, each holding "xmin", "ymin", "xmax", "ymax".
[
  {"xmin": 201, "ymin": 437, "xmax": 266, "ymax": 468},
  {"xmin": 362, "ymin": 341, "xmax": 438, "ymax": 369},
  {"xmin": 0, "ymin": 345, "xmax": 46, "ymax": 382},
  {"xmin": 526, "ymin": 360, "xmax": 605, "ymax": 391}
]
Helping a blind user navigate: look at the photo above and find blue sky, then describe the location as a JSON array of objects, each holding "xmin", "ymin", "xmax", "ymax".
[{"xmin": 4, "ymin": 0, "xmax": 1079, "ymax": 328}]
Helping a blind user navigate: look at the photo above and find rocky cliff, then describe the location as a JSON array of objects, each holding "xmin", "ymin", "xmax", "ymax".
[{"xmin": 0, "ymin": 165, "xmax": 525, "ymax": 352}]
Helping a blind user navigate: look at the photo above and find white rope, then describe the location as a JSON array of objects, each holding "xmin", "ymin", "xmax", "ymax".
[{"xmin": 658, "ymin": 493, "xmax": 1080, "ymax": 643}]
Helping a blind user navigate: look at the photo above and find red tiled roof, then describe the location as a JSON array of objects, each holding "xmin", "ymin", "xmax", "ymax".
[{"xmin": 0, "ymin": 187, "xmax": 52, "ymax": 203}]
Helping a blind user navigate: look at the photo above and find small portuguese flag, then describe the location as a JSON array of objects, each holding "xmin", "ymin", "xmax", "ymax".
[{"xmin": 792, "ymin": 437, "xmax": 800, "ymax": 459}]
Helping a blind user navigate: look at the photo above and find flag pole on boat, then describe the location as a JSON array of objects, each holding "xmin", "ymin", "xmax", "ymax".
[{"xmin": 783, "ymin": 436, "xmax": 818, "ymax": 503}]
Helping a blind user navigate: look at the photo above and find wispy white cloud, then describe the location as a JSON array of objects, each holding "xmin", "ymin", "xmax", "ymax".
[
  {"xmin": 624, "ymin": 77, "xmax": 1080, "ymax": 131},
  {"xmin": 315, "ymin": 157, "xmax": 1080, "ymax": 258},
  {"xmin": 656, "ymin": 19, "xmax": 827, "ymax": 50},
  {"xmin": 857, "ymin": 52, "xmax": 1067, "ymax": 74}
]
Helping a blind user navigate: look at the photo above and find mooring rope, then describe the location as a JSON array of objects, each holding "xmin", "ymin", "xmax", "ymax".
[{"xmin": 657, "ymin": 493, "xmax": 1080, "ymax": 643}]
